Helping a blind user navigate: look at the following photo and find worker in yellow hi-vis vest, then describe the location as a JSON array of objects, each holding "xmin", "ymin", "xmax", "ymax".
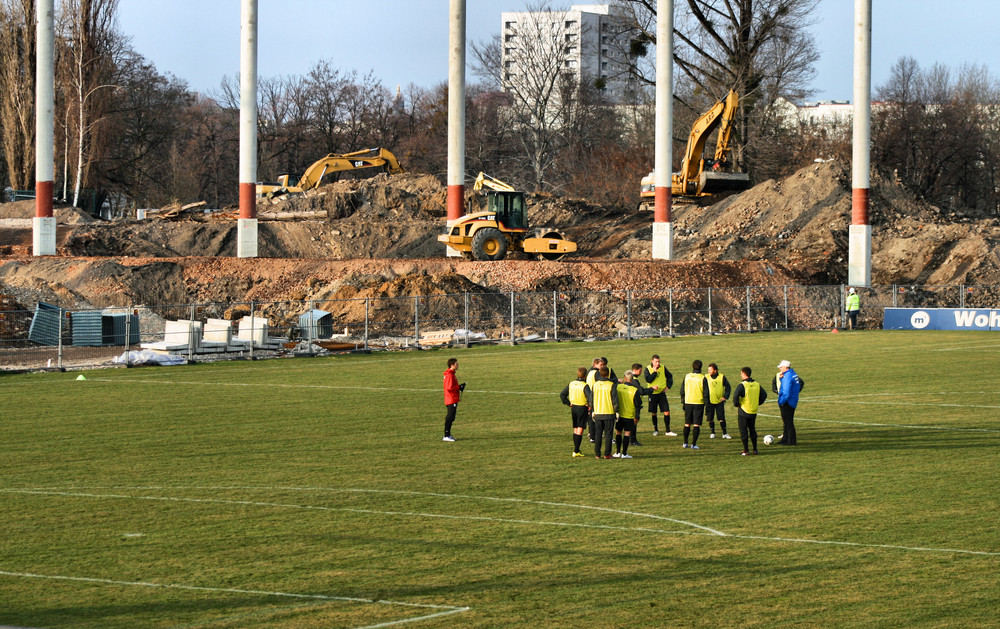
[
  {"xmin": 732, "ymin": 366, "xmax": 768, "ymax": 455},
  {"xmin": 679, "ymin": 360, "xmax": 710, "ymax": 449}
]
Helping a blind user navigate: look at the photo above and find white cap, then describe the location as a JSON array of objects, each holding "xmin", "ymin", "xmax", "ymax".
[
  {"xmin": 777, "ymin": 360, "xmax": 791, "ymax": 369},
  {"xmin": 849, "ymin": 287, "xmax": 856, "ymax": 294}
]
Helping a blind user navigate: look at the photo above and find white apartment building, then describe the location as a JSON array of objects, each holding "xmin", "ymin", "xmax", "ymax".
[{"xmin": 500, "ymin": 4, "xmax": 634, "ymax": 102}]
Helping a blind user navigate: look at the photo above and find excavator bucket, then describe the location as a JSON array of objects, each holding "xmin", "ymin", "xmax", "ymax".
[{"xmin": 699, "ymin": 171, "xmax": 751, "ymax": 194}]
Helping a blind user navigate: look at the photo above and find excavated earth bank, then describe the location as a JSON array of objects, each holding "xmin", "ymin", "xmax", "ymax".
[{"xmin": 1, "ymin": 160, "xmax": 999, "ymax": 314}]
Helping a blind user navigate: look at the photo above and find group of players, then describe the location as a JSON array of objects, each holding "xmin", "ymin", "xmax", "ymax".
[{"xmin": 560, "ymin": 354, "xmax": 794, "ymax": 459}]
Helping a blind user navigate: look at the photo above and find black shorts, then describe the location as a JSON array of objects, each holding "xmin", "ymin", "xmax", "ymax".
[
  {"xmin": 570, "ymin": 405, "xmax": 589, "ymax": 429},
  {"xmin": 615, "ymin": 417, "xmax": 635, "ymax": 431},
  {"xmin": 648, "ymin": 392, "xmax": 669, "ymax": 413},
  {"xmin": 684, "ymin": 403, "xmax": 705, "ymax": 425}
]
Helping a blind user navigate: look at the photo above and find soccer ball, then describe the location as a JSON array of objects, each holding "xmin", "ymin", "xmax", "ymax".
[{"xmin": 763, "ymin": 434, "xmax": 774, "ymax": 445}]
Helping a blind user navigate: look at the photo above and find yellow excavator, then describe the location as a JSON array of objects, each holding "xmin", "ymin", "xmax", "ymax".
[
  {"xmin": 437, "ymin": 172, "xmax": 577, "ymax": 261},
  {"xmin": 255, "ymin": 147, "xmax": 403, "ymax": 197},
  {"xmin": 639, "ymin": 89, "xmax": 750, "ymax": 209}
]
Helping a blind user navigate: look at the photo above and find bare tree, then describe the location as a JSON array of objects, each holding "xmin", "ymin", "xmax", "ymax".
[
  {"xmin": 612, "ymin": 0, "xmax": 819, "ymax": 177},
  {"xmin": 471, "ymin": 1, "xmax": 581, "ymax": 191},
  {"xmin": 0, "ymin": 0, "xmax": 36, "ymax": 190},
  {"xmin": 874, "ymin": 57, "xmax": 1000, "ymax": 216},
  {"xmin": 59, "ymin": 0, "xmax": 122, "ymax": 209}
]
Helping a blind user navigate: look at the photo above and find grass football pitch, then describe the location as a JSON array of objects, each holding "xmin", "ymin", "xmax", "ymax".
[{"xmin": 1, "ymin": 330, "xmax": 998, "ymax": 628}]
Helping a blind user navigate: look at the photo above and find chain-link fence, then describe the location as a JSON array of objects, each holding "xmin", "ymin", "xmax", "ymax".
[{"xmin": 2, "ymin": 284, "xmax": 998, "ymax": 372}]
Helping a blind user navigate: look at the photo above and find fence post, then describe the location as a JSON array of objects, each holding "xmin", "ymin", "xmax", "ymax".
[
  {"xmin": 124, "ymin": 308, "xmax": 131, "ymax": 367},
  {"xmin": 708, "ymin": 288, "xmax": 713, "ymax": 334},
  {"xmin": 364, "ymin": 297, "xmax": 369, "ymax": 350},
  {"xmin": 249, "ymin": 301, "xmax": 256, "ymax": 360},
  {"xmin": 414, "ymin": 296, "xmax": 420, "ymax": 348},
  {"xmin": 668, "ymin": 289, "xmax": 674, "ymax": 336},
  {"xmin": 552, "ymin": 290, "xmax": 558, "ymax": 341},
  {"xmin": 306, "ymin": 299, "xmax": 314, "ymax": 354},
  {"xmin": 510, "ymin": 292, "xmax": 515, "ymax": 344},
  {"xmin": 783, "ymin": 286, "xmax": 789, "ymax": 330},
  {"xmin": 892, "ymin": 285, "xmax": 897, "ymax": 308},
  {"xmin": 57, "ymin": 309, "xmax": 64, "ymax": 370},
  {"xmin": 464, "ymin": 292, "xmax": 470, "ymax": 348},
  {"xmin": 746, "ymin": 286, "xmax": 751, "ymax": 332},
  {"xmin": 840, "ymin": 284, "xmax": 846, "ymax": 328},
  {"xmin": 188, "ymin": 303, "xmax": 196, "ymax": 363},
  {"xmin": 960, "ymin": 284, "xmax": 966, "ymax": 308},
  {"xmin": 626, "ymin": 290, "xmax": 632, "ymax": 340}
]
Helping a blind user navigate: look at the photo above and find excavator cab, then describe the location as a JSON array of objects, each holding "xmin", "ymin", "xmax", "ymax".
[{"xmin": 484, "ymin": 190, "xmax": 528, "ymax": 230}]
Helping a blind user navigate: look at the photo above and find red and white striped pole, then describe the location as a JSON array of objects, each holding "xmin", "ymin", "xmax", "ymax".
[
  {"xmin": 34, "ymin": 0, "xmax": 56, "ymax": 256},
  {"xmin": 445, "ymin": 0, "xmax": 466, "ymax": 257},
  {"xmin": 237, "ymin": 0, "xmax": 259, "ymax": 258},
  {"xmin": 652, "ymin": 0, "xmax": 673, "ymax": 260},
  {"xmin": 849, "ymin": 0, "xmax": 872, "ymax": 285}
]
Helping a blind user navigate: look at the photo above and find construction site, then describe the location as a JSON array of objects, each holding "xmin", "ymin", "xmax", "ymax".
[{"xmin": 0, "ymin": 153, "xmax": 996, "ymax": 373}]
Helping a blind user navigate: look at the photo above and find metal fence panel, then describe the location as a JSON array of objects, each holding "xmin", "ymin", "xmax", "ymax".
[{"xmin": 3, "ymin": 283, "xmax": 1000, "ymax": 372}]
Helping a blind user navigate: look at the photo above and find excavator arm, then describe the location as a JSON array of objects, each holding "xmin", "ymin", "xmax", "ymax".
[
  {"xmin": 296, "ymin": 148, "xmax": 404, "ymax": 189},
  {"xmin": 257, "ymin": 147, "xmax": 403, "ymax": 196},
  {"xmin": 472, "ymin": 172, "xmax": 517, "ymax": 192},
  {"xmin": 673, "ymin": 90, "xmax": 736, "ymax": 195}
]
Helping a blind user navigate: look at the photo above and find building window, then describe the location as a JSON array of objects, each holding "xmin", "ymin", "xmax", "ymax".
[
  {"xmin": 602, "ymin": 61, "xmax": 608, "ymax": 69},
  {"xmin": 565, "ymin": 20, "xmax": 577, "ymax": 29},
  {"xmin": 566, "ymin": 59, "xmax": 578, "ymax": 68},
  {"xmin": 565, "ymin": 46, "xmax": 577, "ymax": 55},
  {"xmin": 505, "ymin": 21, "xmax": 515, "ymax": 29},
  {"xmin": 505, "ymin": 34, "xmax": 516, "ymax": 42}
]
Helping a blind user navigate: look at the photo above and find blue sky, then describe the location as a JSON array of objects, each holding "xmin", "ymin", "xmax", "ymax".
[{"xmin": 118, "ymin": 1, "xmax": 1000, "ymax": 103}]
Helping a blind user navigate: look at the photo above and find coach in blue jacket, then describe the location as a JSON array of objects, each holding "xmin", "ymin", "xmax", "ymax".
[{"xmin": 774, "ymin": 360, "xmax": 803, "ymax": 445}]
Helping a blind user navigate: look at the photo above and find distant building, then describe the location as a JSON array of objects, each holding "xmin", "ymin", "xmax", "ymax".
[{"xmin": 500, "ymin": 4, "xmax": 635, "ymax": 103}]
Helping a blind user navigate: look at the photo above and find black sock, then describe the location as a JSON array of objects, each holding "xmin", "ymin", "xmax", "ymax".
[
  {"xmin": 615, "ymin": 434, "xmax": 622, "ymax": 453},
  {"xmin": 664, "ymin": 414, "xmax": 671, "ymax": 432},
  {"xmin": 683, "ymin": 425, "xmax": 690, "ymax": 443},
  {"xmin": 709, "ymin": 421, "xmax": 715, "ymax": 434},
  {"xmin": 573, "ymin": 433, "xmax": 582, "ymax": 452},
  {"xmin": 622, "ymin": 437, "xmax": 630, "ymax": 456},
  {"xmin": 720, "ymin": 419, "xmax": 728, "ymax": 435},
  {"xmin": 652, "ymin": 415, "xmax": 658, "ymax": 431},
  {"xmin": 692, "ymin": 426, "xmax": 701, "ymax": 445}
]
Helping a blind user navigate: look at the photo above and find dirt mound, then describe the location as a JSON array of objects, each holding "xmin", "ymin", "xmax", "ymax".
[
  {"xmin": 2, "ymin": 160, "xmax": 999, "ymax": 310},
  {"xmin": 0, "ymin": 199, "xmax": 96, "ymax": 224}
]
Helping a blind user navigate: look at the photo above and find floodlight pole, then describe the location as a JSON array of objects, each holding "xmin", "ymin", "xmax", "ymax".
[
  {"xmin": 238, "ymin": 0, "xmax": 259, "ymax": 257},
  {"xmin": 34, "ymin": 0, "xmax": 56, "ymax": 256},
  {"xmin": 445, "ymin": 0, "xmax": 466, "ymax": 257},
  {"xmin": 652, "ymin": 0, "xmax": 674, "ymax": 259},
  {"xmin": 849, "ymin": 0, "xmax": 872, "ymax": 286}
]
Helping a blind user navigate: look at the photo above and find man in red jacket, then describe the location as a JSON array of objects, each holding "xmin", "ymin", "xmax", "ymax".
[{"xmin": 443, "ymin": 357, "xmax": 465, "ymax": 441}]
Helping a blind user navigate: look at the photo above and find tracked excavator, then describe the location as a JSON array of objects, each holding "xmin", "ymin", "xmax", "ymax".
[
  {"xmin": 639, "ymin": 90, "xmax": 750, "ymax": 209},
  {"xmin": 437, "ymin": 172, "xmax": 577, "ymax": 261},
  {"xmin": 255, "ymin": 147, "xmax": 404, "ymax": 197}
]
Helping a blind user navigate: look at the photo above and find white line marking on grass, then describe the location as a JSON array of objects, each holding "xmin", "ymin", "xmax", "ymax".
[
  {"xmin": 0, "ymin": 569, "xmax": 470, "ymax": 628},
  {"xmin": 718, "ymin": 534, "xmax": 1000, "ymax": 557},
  {"xmin": 0, "ymin": 489, "xmax": 717, "ymax": 537},
  {"xmin": 84, "ymin": 378, "xmax": 557, "ymax": 396},
  {"xmin": 754, "ymin": 412, "xmax": 1000, "ymax": 433},
  {"xmin": 6, "ymin": 486, "xmax": 997, "ymax": 557}
]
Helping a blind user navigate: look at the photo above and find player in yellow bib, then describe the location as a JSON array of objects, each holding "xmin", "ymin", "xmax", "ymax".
[
  {"xmin": 732, "ymin": 366, "xmax": 768, "ymax": 455},
  {"xmin": 590, "ymin": 366, "xmax": 620, "ymax": 458},
  {"xmin": 705, "ymin": 363, "xmax": 732, "ymax": 439},
  {"xmin": 560, "ymin": 366, "xmax": 593, "ymax": 457},
  {"xmin": 679, "ymin": 360, "xmax": 710, "ymax": 449}
]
